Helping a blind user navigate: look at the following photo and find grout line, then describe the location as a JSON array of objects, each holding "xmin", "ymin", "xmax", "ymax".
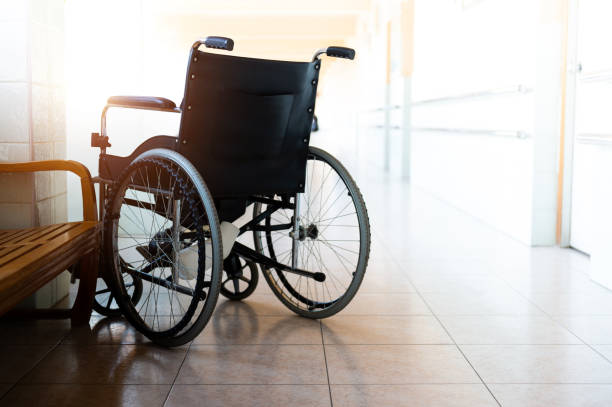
[
  {"xmin": 0, "ymin": 331, "xmax": 67, "ymax": 402},
  {"xmin": 495, "ymin": 285, "xmax": 612, "ymax": 366},
  {"xmin": 320, "ymin": 321, "xmax": 334, "ymax": 407},
  {"xmin": 377, "ymin": 238, "xmax": 502, "ymax": 407},
  {"xmin": 162, "ymin": 341, "xmax": 193, "ymax": 407}
]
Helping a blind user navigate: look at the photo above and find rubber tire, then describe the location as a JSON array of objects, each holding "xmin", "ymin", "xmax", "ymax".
[
  {"xmin": 104, "ymin": 148, "xmax": 223, "ymax": 347},
  {"xmin": 253, "ymin": 146, "xmax": 370, "ymax": 319}
]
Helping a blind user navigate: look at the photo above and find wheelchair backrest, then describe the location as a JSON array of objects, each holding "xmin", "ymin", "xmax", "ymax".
[{"xmin": 177, "ymin": 50, "xmax": 320, "ymax": 198}]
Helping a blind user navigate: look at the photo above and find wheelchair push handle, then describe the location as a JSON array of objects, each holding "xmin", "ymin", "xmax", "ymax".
[
  {"xmin": 312, "ymin": 46, "xmax": 356, "ymax": 62},
  {"xmin": 200, "ymin": 36, "xmax": 234, "ymax": 51}
]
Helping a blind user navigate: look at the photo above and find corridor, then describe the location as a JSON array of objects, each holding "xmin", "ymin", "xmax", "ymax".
[{"xmin": 1, "ymin": 158, "xmax": 610, "ymax": 407}]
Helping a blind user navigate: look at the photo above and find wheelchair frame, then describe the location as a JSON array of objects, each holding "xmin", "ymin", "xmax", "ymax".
[{"xmin": 89, "ymin": 36, "xmax": 367, "ymax": 345}]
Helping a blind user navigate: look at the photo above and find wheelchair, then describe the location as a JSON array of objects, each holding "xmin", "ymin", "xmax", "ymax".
[{"xmin": 89, "ymin": 36, "xmax": 370, "ymax": 347}]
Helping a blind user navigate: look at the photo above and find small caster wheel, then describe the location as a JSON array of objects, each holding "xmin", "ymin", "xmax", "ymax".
[
  {"xmin": 220, "ymin": 253, "xmax": 259, "ymax": 301},
  {"xmin": 93, "ymin": 273, "xmax": 143, "ymax": 317}
]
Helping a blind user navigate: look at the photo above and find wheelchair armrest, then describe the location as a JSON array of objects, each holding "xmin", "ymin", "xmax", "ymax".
[{"xmin": 107, "ymin": 96, "xmax": 177, "ymax": 111}]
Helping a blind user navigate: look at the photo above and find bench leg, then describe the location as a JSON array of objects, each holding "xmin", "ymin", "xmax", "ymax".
[{"xmin": 71, "ymin": 249, "xmax": 98, "ymax": 325}]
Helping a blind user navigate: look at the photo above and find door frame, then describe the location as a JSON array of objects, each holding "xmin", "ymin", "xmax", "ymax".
[{"xmin": 559, "ymin": 0, "xmax": 579, "ymax": 247}]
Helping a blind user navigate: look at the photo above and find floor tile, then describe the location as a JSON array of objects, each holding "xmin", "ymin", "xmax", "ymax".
[
  {"xmin": 489, "ymin": 384, "xmax": 612, "ymax": 407},
  {"xmin": 593, "ymin": 345, "xmax": 612, "ymax": 362},
  {"xmin": 0, "ymin": 384, "xmax": 170, "ymax": 407},
  {"xmin": 325, "ymin": 345, "xmax": 480, "ymax": 384},
  {"xmin": 23, "ymin": 344, "xmax": 186, "ymax": 384},
  {"xmin": 342, "ymin": 293, "xmax": 431, "ymax": 315},
  {"xmin": 194, "ymin": 315, "xmax": 322, "ymax": 345},
  {"xmin": 214, "ymin": 296, "xmax": 293, "ymax": 317},
  {"xmin": 527, "ymin": 290, "xmax": 612, "ymax": 315},
  {"xmin": 421, "ymin": 291, "xmax": 544, "ymax": 316},
  {"xmin": 0, "ymin": 383, "xmax": 12, "ymax": 399},
  {"xmin": 61, "ymin": 316, "xmax": 149, "ymax": 345},
  {"xmin": 408, "ymin": 273, "xmax": 513, "ymax": 295},
  {"xmin": 322, "ymin": 315, "xmax": 451, "ymax": 344},
  {"xmin": 0, "ymin": 345, "xmax": 53, "ymax": 383},
  {"xmin": 166, "ymin": 385, "xmax": 330, "ymax": 407},
  {"xmin": 555, "ymin": 316, "xmax": 612, "ymax": 345},
  {"xmin": 331, "ymin": 384, "xmax": 497, "ymax": 407},
  {"xmin": 400, "ymin": 259, "xmax": 504, "ymax": 276},
  {"xmin": 358, "ymin": 268, "xmax": 416, "ymax": 293},
  {"xmin": 462, "ymin": 345, "xmax": 612, "ymax": 383},
  {"xmin": 0, "ymin": 320, "xmax": 70, "ymax": 345},
  {"xmin": 440, "ymin": 316, "xmax": 580, "ymax": 344},
  {"xmin": 176, "ymin": 345, "xmax": 327, "ymax": 384},
  {"xmin": 503, "ymin": 269, "xmax": 605, "ymax": 294}
]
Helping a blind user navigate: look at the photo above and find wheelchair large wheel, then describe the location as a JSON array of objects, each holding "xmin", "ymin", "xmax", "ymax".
[
  {"xmin": 253, "ymin": 146, "xmax": 370, "ymax": 318},
  {"xmin": 104, "ymin": 148, "xmax": 222, "ymax": 347}
]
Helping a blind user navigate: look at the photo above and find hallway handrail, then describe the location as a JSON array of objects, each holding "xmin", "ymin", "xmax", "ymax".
[
  {"xmin": 411, "ymin": 85, "xmax": 532, "ymax": 106},
  {"xmin": 412, "ymin": 127, "xmax": 531, "ymax": 139},
  {"xmin": 362, "ymin": 105, "xmax": 402, "ymax": 113},
  {"xmin": 580, "ymin": 69, "xmax": 612, "ymax": 84},
  {"xmin": 576, "ymin": 133, "xmax": 612, "ymax": 145},
  {"xmin": 360, "ymin": 84, "xmax": 533, "ymax": 114}
]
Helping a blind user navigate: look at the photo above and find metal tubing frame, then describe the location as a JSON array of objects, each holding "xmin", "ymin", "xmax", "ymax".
[
  {"xmin": 291, "ymin": 193, "xmax": 301, "ymax": 269},
  {"xmin": 233, "ymin": 242, "xmax": 325, "ymax": 282},
  {"xmin": 172, "ymin": 199, "xmax": 181, "ymax": 283}
]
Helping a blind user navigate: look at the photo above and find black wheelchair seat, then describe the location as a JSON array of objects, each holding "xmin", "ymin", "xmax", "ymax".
[{"xmin": 177, "ymin": 51, "xmax": 320, "ymax": 198}]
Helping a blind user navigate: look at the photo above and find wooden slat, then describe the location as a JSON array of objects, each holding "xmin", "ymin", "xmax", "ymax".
[
  {"xmin": 0, "ymin": 160, "xmax": 100, "ymax": 324},
  {"xmin": 0, "ymin": 245, "xmax": 23, "ymax": 258},
  {"xmin": 0, "ymin": 222, "xmax": 98, "ymax": 292},
  {"xmin": 0, "ymin": 228, "xmax": 40, "ymax": 246},
  {"xmin": 0, "ymin": 222, "xmax": 99, "ymax": 317},
  {"xmin": 0, "ymin": 244, "xmax": 41, "ymax": 268},
  {"xmin": 0, "ymin": 230, "xmax": 98, "ymax": 316},
  {"xmin": 15, "ymin": 223, "xmax": 74, "ymax": 244},
  {"xmin": 0, "ymin": 229, "xmax": 27, "ymax": 244},
  {"xmin": 39, "ymin": 223, "xmax": 83, "ymax": 243}
]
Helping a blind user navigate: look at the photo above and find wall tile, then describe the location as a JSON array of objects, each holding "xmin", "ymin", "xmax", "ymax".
[
  {"xmin": 0, "ymin": 143, "xmax": 30, "ymax": 162},
  {"xmin": 34, "ymin": 171, "xmax": 51, "ymax": 200},
  {"xmin": 0, "ymin": 83, "xmax": 30, "ymax": 142},
  {"xmin": 35, "ymin": 196, "xmax": 54, "ymax": 226},
  {"xmin": 54, "ymin": 270, "xmax": 71, "ymax": 304},
  {"xmin": 0, "ymin": 20, "xmax": 28, "ymax": 81},
  {"xmin": 30, "ymin": 22, "xmax": 49, "ymax": 85},
  {"xmin": 33, "ymin": 142, "xmax": 54, "ymax": 200},
  {"xmin": 48, "ymin": 29, "xmax": 64, "ymax": 87},
  {"xmin": 53, "ymin": 141, "xmax": 66, "ymax": 159},
  {"xmin": 50, "ymin": 87, "xmax": 65, "ymax": 141},
  {"xmin": 32, "ymin": 85, "xmax": 50, "ymax": 142},
  {"xmin": 53, "ymin": 193, "xmax": 67, "ymax": 223},
  {"xmin": 33, "ymin": 141, "xmax": 53, "ymax": 160},
  {"xmin": 0, "ymin": 172, "xmax": 34, "ymax": 203},
  {"xmin": 53, "ymin": 171, "xmax": 67, "ymax": 197},
  {"xmin": 0, "ymin": 202, "xmax": 33, "ymax": 228}
]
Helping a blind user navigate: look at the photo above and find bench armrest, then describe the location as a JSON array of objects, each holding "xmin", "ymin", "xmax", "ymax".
[{"xmin": 0, "ymin": 160, "xmax": 97, "ymax": 222}]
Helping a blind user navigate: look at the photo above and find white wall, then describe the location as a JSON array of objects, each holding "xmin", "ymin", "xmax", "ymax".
[{"xmin": 406, "ymin": 0, "xmax": 554, "ymax": 245}]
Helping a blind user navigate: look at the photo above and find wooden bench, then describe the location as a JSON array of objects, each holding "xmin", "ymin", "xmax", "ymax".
[{"xmin": 0, "ymin": 160, "xmax": 99, "ymax": 325}]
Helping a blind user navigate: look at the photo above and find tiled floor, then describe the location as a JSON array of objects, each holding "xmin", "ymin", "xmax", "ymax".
[{"xmin": 2, "ymin": 161, "xmax": 612, "ymax": 406}]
